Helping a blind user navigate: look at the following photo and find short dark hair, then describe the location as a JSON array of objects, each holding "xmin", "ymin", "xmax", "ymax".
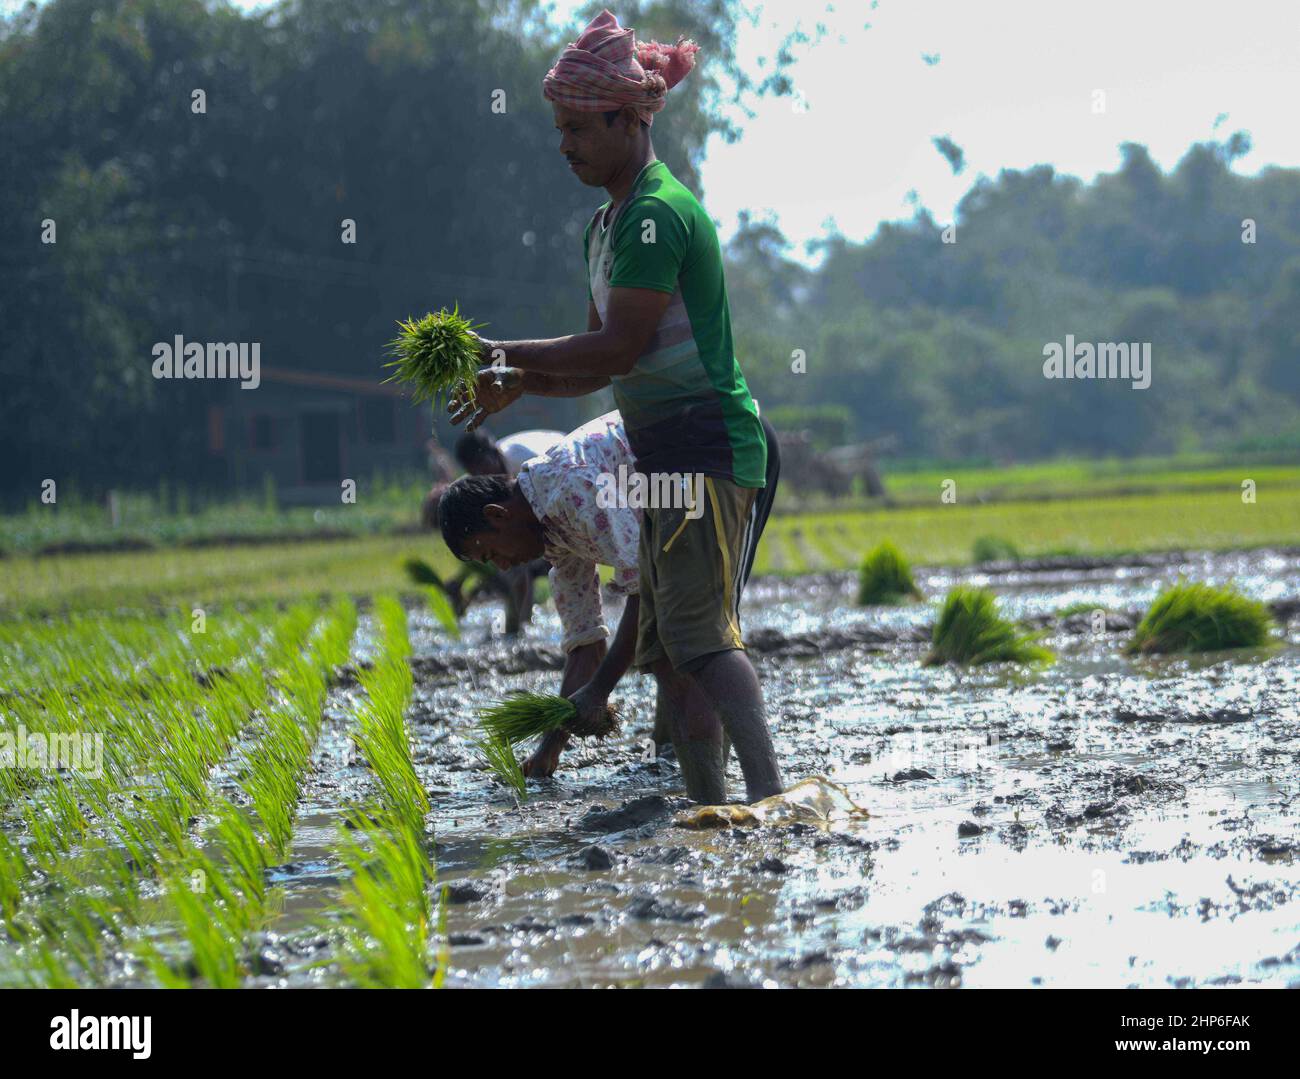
[
  {"xmin": 438, "ymin": 474, "xmax": 514, "ymax": 560},
  {"xmin": 454, "ymin": 429, "xmax": 498, "ymax": 470},
  {"xmin": 420, "ymin": 482, "xmax": 448, "ymax": 531}
]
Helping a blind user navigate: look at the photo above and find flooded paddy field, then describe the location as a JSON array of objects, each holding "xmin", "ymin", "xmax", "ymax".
[
  {"xmin": 270, "ymin": 546, "xmax": 1300, "ymax": 989},
  {"xmin": 1, "ymin": 546, "xmax": 1295, "ymax": 988}
]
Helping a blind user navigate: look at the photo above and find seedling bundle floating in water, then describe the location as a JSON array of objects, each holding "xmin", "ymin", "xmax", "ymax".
[
  {"xmin": 925, "ymin": 586, "xmax": 1054, "ymax": 667},
  {"xmin": 1125, "ymin": 580, "xmax": 1275, "ymax": 654},
  {"xmin": 857, "ymin": 541, "xmax": 922, "ymax": 606},
  {"xmin": 384, "ymin": 304, "xmax": 485, "ymax": 407}
]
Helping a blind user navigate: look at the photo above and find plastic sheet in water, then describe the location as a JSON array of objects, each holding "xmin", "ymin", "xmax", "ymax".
[{"xmin": 674, "ymin": 776, "xmax": 870, "ymax": 830}]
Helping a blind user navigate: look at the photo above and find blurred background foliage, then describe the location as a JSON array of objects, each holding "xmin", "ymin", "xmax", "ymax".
[{"xmin": 2, "ymin": 0, "xmax": 1298, "ymax": 512}]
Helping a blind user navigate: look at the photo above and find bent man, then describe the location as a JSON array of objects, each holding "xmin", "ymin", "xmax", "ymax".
[{"xmin": 439, "ymin": 408, "xmax": 780, "ymax": 802}]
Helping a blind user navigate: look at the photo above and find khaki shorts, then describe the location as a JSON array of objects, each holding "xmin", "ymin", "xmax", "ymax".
[{"xmin": 634, "ymin": 476, "xmax": 760, "ymax": 673}]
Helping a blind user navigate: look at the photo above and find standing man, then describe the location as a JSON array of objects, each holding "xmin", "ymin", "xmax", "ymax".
[{"xmin": 453, "ymin": 9, "xmax": 782, "ymax": 802}]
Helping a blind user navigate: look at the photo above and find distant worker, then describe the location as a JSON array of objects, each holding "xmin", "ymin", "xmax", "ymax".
[{"xmin": 454, "ymin": 427, "xmax": 564, "ymax": 479}]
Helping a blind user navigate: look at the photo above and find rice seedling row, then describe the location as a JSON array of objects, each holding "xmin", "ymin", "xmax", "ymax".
[
  {"xmin": 331, "ymin": 807, "xmax": 441, "ymax": 989},
  {"xmin": 306, "ymin": 597, "xmax": 440, "ymax": 988},
  {"xmin": 351, "ymin": 596, "xmax": 428, "ymax": 833},
  {"xmin": 775, "ymin": 528, "xmax": 808, "ymax": 574},
  {"xmin": 233, "ymin": 599, "xmax": 356, "ymax": 861},
  {"xmin": 751, "ymin": 529, "xmax": 783, "ymax": 574},
  {"xmin": 138, "ymin": 599, "xmax": 358, "ymax": 988},
  {"xmin": 782, "ymin": 528, "xmax": 826, "ymax": 572},
  {"xmin": 0, "ymin": 635, "xmax": 276, "ymax": 982},
  {"xmin": 0, "ymin": 601, "xmax": 353, "ymax": 985}
]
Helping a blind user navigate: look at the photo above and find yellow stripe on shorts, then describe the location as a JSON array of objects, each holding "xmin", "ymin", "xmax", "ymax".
[{"xmin": 705, "ymin": 478, "xmax": 743, "ymax": 647}]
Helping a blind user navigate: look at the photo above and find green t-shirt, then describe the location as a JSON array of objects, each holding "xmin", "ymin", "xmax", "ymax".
[{"xmin": 583, "ymin": 160, "xmax": 766, "ymax": 488}]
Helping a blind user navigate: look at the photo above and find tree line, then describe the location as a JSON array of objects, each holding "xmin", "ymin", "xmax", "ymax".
[{"xmin": 2, "ymin": 0, "xmax": 1296, "ymax": 508}]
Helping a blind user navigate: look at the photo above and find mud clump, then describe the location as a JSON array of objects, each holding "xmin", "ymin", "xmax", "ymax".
[
  {"xmin": 1112, "ymin": 771, "xmax": 1186, "ymax": 799},
  {"xmin": 1115, "ymin": 707, "xmax": 1255, "ymax": 725},
  {"xmin": 576, "ymin": 795, "xmax": 685, "ymax": 834},
  {"xmin": 442, "ymin": 879, "xmax": 492, "ymax": 904},
  {"xmin": 575, "ymin": 844, "xmax": 614, "ymax": 870},
  {"xmin": 626, "ymin": 893, "xmax": 706, "ymax": 922},
  {"xmin": 745, "ymin": 625, "xmax": 921, "ymax": 657},
  {"xmin": 703, "ymin": 970, "xmax": 760, "ymax": 989}
]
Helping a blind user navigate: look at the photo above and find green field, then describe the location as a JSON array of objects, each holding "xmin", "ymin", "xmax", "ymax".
[
  {"xmin": 5, "ymin": 454, "xmax": 1295, "ymax": 558},
  {"xmin": 752, "ymin": 486, "xmax": 1300, "ymax": 575},
  {"xmin": 4, "ymin": 484, "xmax": 1296, "ymax": 618}
]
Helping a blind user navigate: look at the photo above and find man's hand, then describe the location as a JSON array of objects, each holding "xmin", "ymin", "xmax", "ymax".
[
  {"xmin": 448, "ymin": 365, "xmax": 524, "ymax": 431},
  {"xmin": 565, "ymin": 681, "xmax": 611, "ymax": 737}
]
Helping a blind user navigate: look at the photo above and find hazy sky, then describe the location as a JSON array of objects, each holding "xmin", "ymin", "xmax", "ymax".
[{"xmin": 12, "ymin": 0, "xmax": 1297, "ymax": 257}]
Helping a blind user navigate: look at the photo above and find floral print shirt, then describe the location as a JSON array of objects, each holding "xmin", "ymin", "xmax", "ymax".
[{"xmin": 516, "ymin": 411, "xmax": 641, "ymax": 652}]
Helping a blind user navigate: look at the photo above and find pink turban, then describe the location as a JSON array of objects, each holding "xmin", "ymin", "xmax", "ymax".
[{"xmin": 542, "ymin": 8, "xmax": 700, "ymax": 127}]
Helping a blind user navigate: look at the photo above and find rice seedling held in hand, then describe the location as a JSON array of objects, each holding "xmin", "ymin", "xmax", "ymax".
[
  {"xmin": 1125, "ymin": 580, "xmax": 1276, "ymax": 654},
  {"xmin": 475, "ymin": 734, "xmax": 527, "ymax": 800},
  {"xmin": 384, "ymin": 304, "xmax": 486, "ymax": 407},
  {"xmin": 478, "ymin": 690, "xmax": 618, "ymax": 746},
  {"xmin": 925, "ymin": 586, "xmax": 1054, "ymax": 667},
  {"xmin": 856, "ymin": 541, "xmax": 922, "ymax": 605}
]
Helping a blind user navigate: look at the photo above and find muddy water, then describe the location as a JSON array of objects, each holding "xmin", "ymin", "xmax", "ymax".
[{"xmin": 274, "ymin": 548, "xmax": 1300, "ymax": 988}]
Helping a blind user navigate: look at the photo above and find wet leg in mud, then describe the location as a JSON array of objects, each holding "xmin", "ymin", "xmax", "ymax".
[
  {"xmin": 688, "ymin": 649, "xmax": 783, "ymax": 803},
  {"xmin": 650, "ymin": 679, "xmax": 674, "ymax": 756},
  {"xmin": 654, "ymin": 660, "xmax": 727, "ymax": 804},
  {"xmin": 691, "ymin": 650, "xmax": 780, "ymax": 800}
]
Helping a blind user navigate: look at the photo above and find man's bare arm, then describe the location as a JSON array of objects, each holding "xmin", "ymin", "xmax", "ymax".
[
  {"xmin": 482, "ymin": 287, "xmax": 671, "ymax": 379},
  {"xmin": 516, "ymin": 300, "xmax": 609, "ymax": 396},
  {"xmin": 520, "ymin": 370, "xmax": 610, "ymax": 396}
]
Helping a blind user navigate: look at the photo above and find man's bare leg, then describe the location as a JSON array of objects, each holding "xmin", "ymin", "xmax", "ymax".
[
  {"xmin": 652, "ymin": 659, "xmax": 726, "ymax": 805},
  {"xmin": 651, "ymin": 679, "xmax": 673, "ymax": 754},
  {"xmin": 687, "ymin": 649, "xmax": 782, "ymax": 802}
]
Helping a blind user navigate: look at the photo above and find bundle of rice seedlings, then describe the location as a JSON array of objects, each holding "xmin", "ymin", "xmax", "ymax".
[
  {"xmin": 925, "ymin": 586, "xmax": 1054, "ymax": 667},
  {"xmin": 1125, "ymin": 580, "xmax": 1275, "ymax": 655},
  {"xmin": 476, "ymin": 734, "xmax": 527, "ymax": 800},
  {"xmin": 857, "ymin": 541, "xmax": 923, "ymax": 605},
  {"xmin": 478, "ymin": 690, "xmax": 618, "ymax": 745},
  {"xmin": 384, "ymin": 304, "xmax": 485, "ymax": 406},
  {"xmin": 971, "ymin": 534, "xmax": 1021, "ymax": 564}
]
